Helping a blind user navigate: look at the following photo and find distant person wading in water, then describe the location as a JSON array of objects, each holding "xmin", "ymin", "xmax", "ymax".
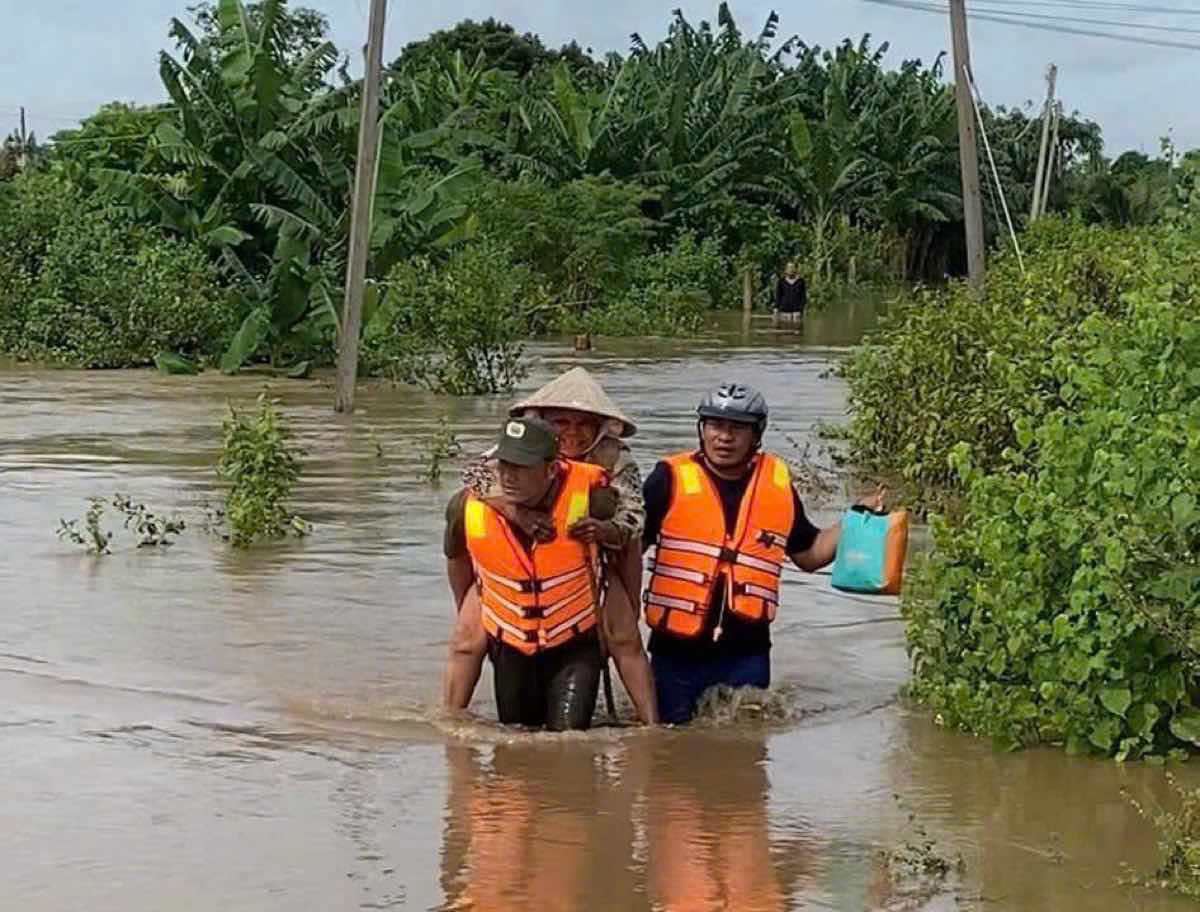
[{"xmin": 774, "ymin": 260, "xmax": 807, "ymax": 327}]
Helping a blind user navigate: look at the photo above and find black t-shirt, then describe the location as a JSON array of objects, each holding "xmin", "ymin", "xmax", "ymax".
[
  {"xmin": 776, "ymin": 276, "xmax": 808, "ymax": 314},
  {"xmin": 641, "ymin": 454, "xmax": 820, "ymax": 659}
]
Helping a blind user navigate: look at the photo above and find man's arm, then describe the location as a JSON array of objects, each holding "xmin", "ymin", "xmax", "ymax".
[
  {"xmin": 785, "ymin": 488, "xmax": 834, "ymax": 571},
  {"xmin": 441, "ymin": 488, "xmax": 487, "ymax": 709},
  {"xmin": 443, "ymin": 488, "xmax": 474, "ymax": 609},
  {"xmin": 640, "ymin": 462, "xmax": 673, "ymax": 554},
  {"xmin": 787, "ymin": 487, "xmax": 885, "ymax": 571},
  {"xmin": 790, "ymin": 525, "xmax": 841, "ymax": 572},
  {"xmin": 447, "ymin": 556, "xmax": 475, "ymax": 609}
]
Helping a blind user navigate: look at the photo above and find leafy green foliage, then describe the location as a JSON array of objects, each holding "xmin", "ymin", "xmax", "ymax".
[
  {"xmin": 0, "ymin": 171, "xmax": 79, "ymax": 348},
  {"xmin": 111, "ymin": 494, "xmax": 188, "ymax": 546},
  {"xmin": 392, "ymin": 17, "xmax": 599, "ymax": 81},
  {"xmin": 471, "ymin": 176, "xmax": 656, "ymax": 313},
  {"xmin": 365, "ymin": 239, "xmax": 545, "ymax": 395},
  {"xmin": 893, "ymin": 219, "xmax": 1200, "ymax": 759},
  {"xmin": 0, "ymin": 171, "xmax": 231, "ymax": 366},
  {"xmin": 12, "ymin": 1, "xmax": 1199, "ymax": 379},
  {"xmin": 22, "ymin": 211, "xmax": 230, "ymax": 367},
  {"xmin": 568, "ymin": 232, "xmax": 730, "ymax": 335},
  {"xmin": 840, "ymin": 218, "xmax": 1200, "ymax": 509},
  {"xmin": 56, "ymin": 494, "xmax": 185, "ymax": 553},
  {"xmin": 50, "ymin": 103, "xmax": 178, "ymax": 194},
  {"xmin": 217, "ymin": 391, "xmax": 308, "ymax": 546}
]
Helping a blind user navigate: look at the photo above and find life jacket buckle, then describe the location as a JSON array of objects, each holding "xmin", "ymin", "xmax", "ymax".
[{"xmin": 718, "ymin": 546, "xmax": 739, "ymax": 564}]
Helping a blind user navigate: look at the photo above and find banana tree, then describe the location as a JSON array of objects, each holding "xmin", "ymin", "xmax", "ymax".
[
  {"xmin": 773, "ymin": 62, "xmax": 871, "ymax": 282},
  {"xmin": 621, "ymin": 7, "xmax": 801, "ymax": 228},
  {"xmin": 860, "ymin": 62, "xmax": 960, "ymax": 279},
  {"xmin": 102, "ymin": 0, "xmax": 478, "ymax": 372}
]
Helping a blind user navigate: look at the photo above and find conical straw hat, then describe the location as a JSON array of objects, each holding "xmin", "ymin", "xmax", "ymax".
[{"xmin": 510, "ymin": 367, "xmax": 637, "ymax": 437}]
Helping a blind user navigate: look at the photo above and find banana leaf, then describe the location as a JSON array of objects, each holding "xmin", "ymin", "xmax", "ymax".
[
  {"xmin": 221, "ymin": 309, "xmax": 271, "ymax": 374},
  {"xmin": 154, "ymin": 352, "xmax": 200, "ymax": 375}
]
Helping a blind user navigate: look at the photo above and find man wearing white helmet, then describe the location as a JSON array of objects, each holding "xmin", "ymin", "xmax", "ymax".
[{"xmin": 641, "ymin": 382, "xmax": 882, "ymax": 723}]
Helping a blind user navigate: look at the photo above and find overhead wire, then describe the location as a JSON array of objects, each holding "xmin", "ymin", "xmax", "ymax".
[
  {"xmin": 966, "ymin": 0, "xmax": 1200, "ymax": 34},
  {"xmin": 862, "ymin": 0, "xmax": 1200, "ymax": 50},
  {"xmin": 963, "ymin": 62, "xmax": 1026, "ymax": 274},
  {"xmin": 955, "ymin": 0, "xmax": 1200, "ymax": 13}
]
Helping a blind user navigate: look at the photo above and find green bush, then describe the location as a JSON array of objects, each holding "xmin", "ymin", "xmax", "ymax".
[
  {"xmin": 839, "ymin": 217, "xmax": 1200, "ymax": 509},
  {"xmin": 901, "ymin": 226, "xmax": 1200, "ymax": 760},
  {"xmin": 0, "ymin": 171, "xmax": 83, "ymax": 350},
  {"xmin": 472, "ymin": 176, "xmax": 656, "ymax": 309},
  {"xmin": 568, "ymin": 232, "xmax": 730, "ymax": 336},
  {"xmin": 25, "ymin": 214, "xmax": 231, "ymax": 367},
  {"xmin": 0, "ymin": 171, "xmax": 231, "ymax": 367},
  {"xmin": 364, "ymin": 239, "xmax": 547, "ymax": 395},
  {"xmin": 217, "ymin": 392, "xmax": 308, "ymax": 548}
]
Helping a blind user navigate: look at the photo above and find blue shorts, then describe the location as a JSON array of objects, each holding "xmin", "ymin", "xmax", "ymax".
[{"xmin": 650, "ymin": 649, "xmax": 771, "ymax": 724}]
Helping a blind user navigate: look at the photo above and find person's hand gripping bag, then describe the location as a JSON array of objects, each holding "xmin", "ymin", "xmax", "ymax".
[{"xmin": 831, "ymin": 506, "xmax": 909, "ymax": 595}]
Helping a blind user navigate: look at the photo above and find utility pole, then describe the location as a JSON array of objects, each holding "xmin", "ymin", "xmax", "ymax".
[
  {"xmin": 1039, "ymin": 101, "xmax": 1062, "ymax": 218},
  {"xmin": 17, "ymin": 106, "xmax": 27, "ymax": 170},
  {"xmin": 334, "ymin": 0, "xmax": 388, "ymax": 414},
  {"xmin": 949, "ymin": 0, "xmax": 986, "ymax": 291},
  {"xmin": 1029, "ymin": 64, "xmax": 1057, "ymax": 223}
]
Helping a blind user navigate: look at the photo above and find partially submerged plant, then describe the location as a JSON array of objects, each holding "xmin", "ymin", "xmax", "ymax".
[
  {"xmin": 217, "ymin": 390, "xmax": 310, "ymax": 547},
  {"xmin": 875, "ymin": 796, "xmax": 965, "ymax": 906},
  {"xmin": 111, "ymin": 493, "xmax": 186, "ymax": 546},
  {"xmin": 776, "ymin": 425, "xmax": 843, "ymax": 504},
  {"xmin": 1123, "ymin": 774, "xmax": 1200, "ymax": 898},
  {"xmin": 57, "ymin": 497, "xmax": 112, "ymax": 554},
  {"xmin": 57, "ymin": 494, "xmax": 186, "ymax": 553},
  {"xmin": 422, "ymin": 416, "xmax": 462, "ymax": 485}
]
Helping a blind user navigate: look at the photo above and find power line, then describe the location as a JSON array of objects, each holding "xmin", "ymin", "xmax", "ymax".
[
  {"xmin": 963, "ymin": 0, "xmax": 1200, "ymax": 13},
  {"xmin": 968, "ymin": 0, "xmax": 1200, "ymax": 33},
  {"xmin": 863, "ymin": 0, "xmax": 1200, "ymax": 50}
]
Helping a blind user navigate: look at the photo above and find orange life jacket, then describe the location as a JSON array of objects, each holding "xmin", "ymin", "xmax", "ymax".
[
  {"xmin": 645, "ymin": 452, "xmax": 795, "ymax": 639},
  {"xmin": 466, "ymin": 460, "xmax": 607, "ymax": 655}
]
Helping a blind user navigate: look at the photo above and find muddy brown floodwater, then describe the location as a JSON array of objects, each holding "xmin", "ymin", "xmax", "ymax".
[{"xmin": 3, "ymin": 304, "xmax": 1196, "ymax": 911}]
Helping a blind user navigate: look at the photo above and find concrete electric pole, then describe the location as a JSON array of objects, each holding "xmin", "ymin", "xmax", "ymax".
[{"xmin": 334, "ymin": 0, "xmax": 388, "ymax": 413}]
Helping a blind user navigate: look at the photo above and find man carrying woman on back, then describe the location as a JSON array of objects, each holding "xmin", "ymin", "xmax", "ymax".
[{"xmin": 441, "ymin": 367, "xmax": 658, "ymax": 729}]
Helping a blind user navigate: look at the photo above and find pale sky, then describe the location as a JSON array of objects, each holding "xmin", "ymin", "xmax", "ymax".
[{"xmin": 2, "ymin": 1, "xmax": 1197, "ymax": 156}]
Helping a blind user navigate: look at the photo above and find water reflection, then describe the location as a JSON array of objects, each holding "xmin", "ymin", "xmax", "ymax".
[
  {"xmin": 642, "ymin": 732, "xmax": 820, "ymax": 912},
  {"xmin": 439, "ymin": 739, "xmax": 644, "ymax": 912},
  {"xmin": 438, "ymin": 731, "xmax": 821, "ymax": 912}
]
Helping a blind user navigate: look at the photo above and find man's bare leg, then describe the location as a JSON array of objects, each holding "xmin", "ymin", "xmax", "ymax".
[{"xmin": 443, "ymin": 588, "xmax": 489, "ymax": 710}]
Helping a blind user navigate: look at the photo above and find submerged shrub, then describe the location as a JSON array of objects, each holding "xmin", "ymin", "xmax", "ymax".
[
  {"xmin": 1125, "ymin": 774, "xmax": 1200, "ymax": 898},
  {"xmin": 568, "ymin": 232, "xmax": 730, "ymax": 336},
  {"xmin": 364, "ymin": 239, "xmax": 546, "ymax": 395},
  {"xmin": 217, "ymin": 392, "xmax": 308, "ymax": 547},
  {"xmin": 0, "ymin": 172, "xmax": 231, "ymax": 366}
]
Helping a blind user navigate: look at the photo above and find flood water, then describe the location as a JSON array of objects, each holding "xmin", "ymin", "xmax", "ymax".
[{"xmin": 3, "ymin": 302, "xmax": 1195, "ymax": 911}]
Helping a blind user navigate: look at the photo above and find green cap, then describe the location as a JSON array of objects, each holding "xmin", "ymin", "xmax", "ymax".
[{"xmin": 494, "ymin": 416, "xmax": 558, "ymax": 467}]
